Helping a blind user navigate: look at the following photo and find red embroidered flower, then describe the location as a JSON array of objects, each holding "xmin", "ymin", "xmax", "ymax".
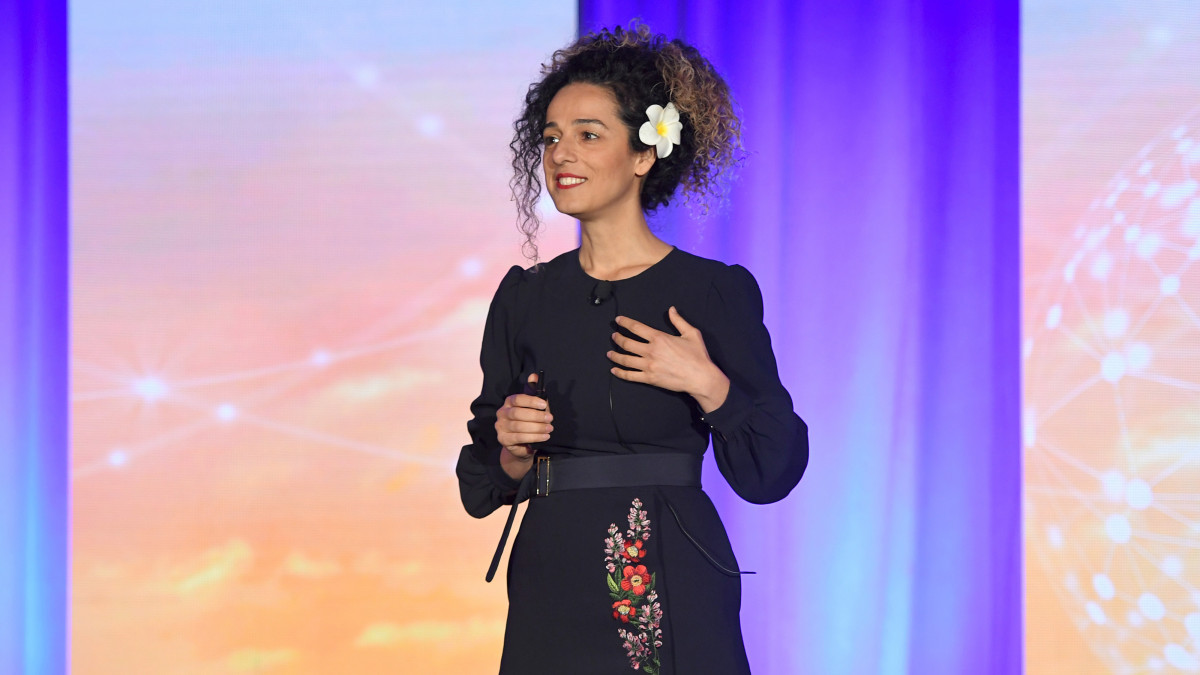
[
  {"xmin": 621, "ymin": 565, "xmax": 649, "ymax": 595},
  {"xmin": 620, "ymin": 539, "xmax": 645, "ymax": 561},
  {"xmin": 613, "ymin": 599, "xmax": 634, "ymax": 622}
]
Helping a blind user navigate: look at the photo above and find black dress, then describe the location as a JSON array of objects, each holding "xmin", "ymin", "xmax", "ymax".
[{"xmin": 456, "ymin": 247, "xmax": 808, "ymax": 675}]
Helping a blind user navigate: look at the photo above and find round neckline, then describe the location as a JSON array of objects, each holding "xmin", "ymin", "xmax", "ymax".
[{"xmin": 575, "ymin": 246, "xmax": 679, "ymax": 284}]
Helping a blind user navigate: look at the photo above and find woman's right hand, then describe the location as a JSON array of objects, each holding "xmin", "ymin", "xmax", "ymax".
[{"xmin": 496, "ymin": 373, "xmax": 553, "ymax": 480}]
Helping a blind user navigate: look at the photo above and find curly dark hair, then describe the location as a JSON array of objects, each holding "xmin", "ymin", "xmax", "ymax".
[{"xmin": 510, "ymin": 23, "xmax": 743, "ymax": 260}]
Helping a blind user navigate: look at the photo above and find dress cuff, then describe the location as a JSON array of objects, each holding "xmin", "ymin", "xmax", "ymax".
[
  {"xmin": 487, "ymin": 452, "xmax": 522, "ymax": 497},
  {"xmin": 700, "ymin": 381, "xmax": 753, "ymax": 432}
]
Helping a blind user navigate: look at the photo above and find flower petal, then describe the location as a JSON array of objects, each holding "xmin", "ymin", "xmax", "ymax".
[
  {"xmin": 661, "ymin": 102, "xmax": 680, "ymax": 124},
  {"xmin": 665, "ymin": 120, "xmax": 682, "ymax": 145},
  {"xmin": 639, "ymin": 121, "xmax": 661, "ymax": 146},
  {"xmin": 645, "ymin": 104, "xmax": 665, "ymax": 125},
  {"xmin": 656, "ymin": 137, "xmax": 673, "ymax": 158}
]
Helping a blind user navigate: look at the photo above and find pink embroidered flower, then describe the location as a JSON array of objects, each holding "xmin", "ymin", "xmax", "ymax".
[
  {"xmin": 621, "ymin": 565, "xmax": 649, "ymax": 595},
  {"xmin": 613, "ymin": 599, "xmax": 635, "ymax": 623}
]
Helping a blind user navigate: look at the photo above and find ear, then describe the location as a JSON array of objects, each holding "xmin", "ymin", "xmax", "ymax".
[{"xmin": 633, "ymin": 146, "xmax": 656, "ymax": 178}]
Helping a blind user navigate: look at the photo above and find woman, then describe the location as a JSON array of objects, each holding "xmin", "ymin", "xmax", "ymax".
[{"xmin": 456, "ymin": 24, "xmax": 808, "ymax": 674}]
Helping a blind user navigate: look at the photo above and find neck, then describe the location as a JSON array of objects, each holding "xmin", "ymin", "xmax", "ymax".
[{"xmin": 578, "ymin": 213, "xmax": 672, "ymax": 281}]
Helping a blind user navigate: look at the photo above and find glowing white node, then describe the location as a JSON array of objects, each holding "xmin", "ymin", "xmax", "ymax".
[
  {"xmin": 1065, "ymin": 573, "xmax": 1079, "ymax": 593},
  {"xmin": 1124, "ymin": 224, "xmax": 1140, "ymax": 242},
  {"xmin": 1090, "ymin": 251, "xmax": 1113, "ymax": 279},
  {"xmin": 1022, "ymin": 408, "xmax": 1036, "ymax": 448},
  {"xmin": 310, "ymin": 350, "xmax": 331, "ymax": 367},
  {"xmin": 1173, "ymin": 125, "xmax": 1189, "ymax": 140},
  {"xmin": 1113, "ymin": 211, "xmax": 1126, "ymax": 224},
  {"xmin": 1104, "ymin": 193, "xmax": 1118, "ymax": 208},
  {"xmin": 1104, "ymin": 309, "xmax": 1129, "ymax": 338},
  {"xmin": 1086, "ymin": 227, "xmax": 1110, "ymax": 249},
  {"xmin": 1086, "ymin": 601, "xmax": 1107, "ymax": 625},
  {"xmin": 108, "ymin": 450, "xmax": 129, "ymax": 467},
  {"xmin": 1186, "ymin": 613, "xmax": 1200, "ymax": 641},
  {"xmin": 1162, "ymin": 555, "xmax": 1183, "ymax": 577},
  {"xmin": 1136, "ymin": 233, "xmax": 1162, "ymax": 259},
  {"xmin": 1144, "ymin": 181, "xmax": 1161, "ymax": 198},
  {"xmin": 133, "ymin": 377, "xmax": 168, "ymax": 402},
  {"xmin": 1125, "ymin": 478, "xmax": 1152, "ymax": 509},
  {"xmin": 1126, "ymin": 343, "xmax": 1151, "ymax": 373},
  {"xmin": 417, "ymin": 115, "xmax": 444, "ymax": 137},
  {"xmin": 1046, "ymin": 304, "xmax": 1062, "ymax": 329},
  {"xmin": 1102, "ymin": 470, "xmax": 1126, "ymax": 502},
  {"xmin": 1105, "ymin": 513, "xmax": 1132, "ymax": 543},
  {"xmin": 216, "ymin": 403, "xmax": 238, "ymax": 422},
  {"xmin": 1117, "ymin": 177, "xmax": 1131, "ymax": 191},
  {"xmin": 1129, "ymin": 610, "xmax": 1144, "ymax": 627},
  {"xmin": 1185, "ymin": 199, "xmax": 1200, "ymax": 236},
  {"xmin": 1179, "ymin": 138, "xmax": 1195, "ymax": 154},
  {"xmin": 353, "ymin": 65, "xmax": 379, "ymax": 89},
  {"xmin": 1162, "ymin": 179, "xmax": 1198, "ymax": 209},
  {"xmin": 1161, "ymin": 275, "xmax": 1180, "ymax": 296},
  {"xmin": 1139, "ymin": 593, "xmax": 1166, "ymax": 621},
  {"xmin": 1165, "ymin": 644, "xmax": 1199, "ymax": 673},
  {"xmin": 1148, "ymin": 25, "xmax": 1173, "ymax": 46},
  {"xmin": 459, "ymin": 258, "xmax": 484, "ymax": 278},
  {"xmin": 1047, "ymin": 525, "xmax": 1064, "ymax": 549},
  {"xmin": 1093, "ymin": 573, "xmax": 1115, "ymax": 600},
  {"xmin": 1101, "ymin": 352, "xmax": 1127, "ymax": 383},
  {"xmin": 1064, "ymin": 261, "xmax": 1076, "ymax": 283},
  {"xmin": 1139, "ymin": 161, "xmax": 1154, "ymax": 176}
]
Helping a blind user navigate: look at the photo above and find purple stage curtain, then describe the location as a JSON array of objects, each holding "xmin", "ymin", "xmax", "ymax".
[
  {"xmin": 579, "ymin": 2, "xmax": 1021, "ymax": 673},
  {"xmin": 0, "ymin": 0, "xmax": 70, "ymax": 673}
]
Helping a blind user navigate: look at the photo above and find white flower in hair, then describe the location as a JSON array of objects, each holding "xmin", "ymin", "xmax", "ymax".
[{"xmin": 638, "ymin": 102, "xmax": 682, "ymax": 159}]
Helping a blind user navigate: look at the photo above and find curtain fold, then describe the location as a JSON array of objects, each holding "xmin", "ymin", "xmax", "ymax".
[
  {"xmin": 0, "ymin": 1, "xmax": 70, "ymax": 673},
  {"xmin": 579, "ymin": 2, "xmax": 1021, "ymax": 672}
]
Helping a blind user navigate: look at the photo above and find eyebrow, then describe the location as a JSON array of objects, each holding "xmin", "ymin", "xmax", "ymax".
[{"xmin": 543, "ymin": 118, "xmax": 610, "ymax": 131}]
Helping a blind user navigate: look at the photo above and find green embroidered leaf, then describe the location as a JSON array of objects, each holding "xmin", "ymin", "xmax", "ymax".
[{"xmin": 607, "ymin": 574, "xmax": 620, "ymax": 594}]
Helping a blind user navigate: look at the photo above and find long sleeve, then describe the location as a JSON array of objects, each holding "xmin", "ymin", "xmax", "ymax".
[
  {"xmin": 699, "ymin": 264, "xmax": 808, "ymax": 504},
  {"xmin": 456, "ymin": 266, "xmax": 526, "ymax": 518}
]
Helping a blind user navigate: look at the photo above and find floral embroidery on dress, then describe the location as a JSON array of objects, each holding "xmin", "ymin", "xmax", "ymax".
[{"xmin": 604, "ymin": 498, "xmax": 664, "ymax": 673}]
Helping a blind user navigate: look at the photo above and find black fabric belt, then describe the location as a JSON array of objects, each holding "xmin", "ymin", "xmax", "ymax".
[{"xmin": 485, "ymin": 453, "xmax": 703, "ymax": 582}]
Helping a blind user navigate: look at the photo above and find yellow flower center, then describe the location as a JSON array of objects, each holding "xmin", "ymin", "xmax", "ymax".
[
  {"xmin": 656, "ymin": 121, "xmax": 668, "ymax": 137},
  {"xmin": 631, "ymin": 575, "xmax": 643, "ymax": 586}
]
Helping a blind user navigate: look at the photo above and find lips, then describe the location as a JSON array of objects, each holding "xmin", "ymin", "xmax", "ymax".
[{"xmin": 556, "ymin": 174, "xmax": 587, "ymax": 189}]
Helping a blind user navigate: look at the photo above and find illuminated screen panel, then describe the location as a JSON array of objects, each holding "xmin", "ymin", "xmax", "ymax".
[
  {"xmin": 1023, "ymin": 3, "xmax": 1200, "ymax": 672},
  {"xmin": 70, "ymin": 2, "xmax": 576, "ymax": 672}
]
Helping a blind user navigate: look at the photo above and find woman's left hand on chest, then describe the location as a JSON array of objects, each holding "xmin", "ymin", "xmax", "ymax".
[{"xmin": 607, "ymin": 306, "xmax": 730, "ymax": 413}]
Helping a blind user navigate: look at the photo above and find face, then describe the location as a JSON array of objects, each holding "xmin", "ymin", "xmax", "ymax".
[{"xmin": 542, "ymin": 82, "xmax": 655, "ymax": 222}]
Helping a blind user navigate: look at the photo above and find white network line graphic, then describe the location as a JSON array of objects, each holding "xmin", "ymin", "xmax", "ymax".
[{"xmin": 1025, "ymin": 111, "xmax": 1200, "ymax": 673}]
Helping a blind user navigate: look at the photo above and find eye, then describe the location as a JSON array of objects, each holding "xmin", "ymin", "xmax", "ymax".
[
  {"xmin": 542, "ymin": 135, "xmax": 559, "ymax": 147},
  {"xmin": 582, "ymin": 131, "xmax": 599, "ymax": 140}
]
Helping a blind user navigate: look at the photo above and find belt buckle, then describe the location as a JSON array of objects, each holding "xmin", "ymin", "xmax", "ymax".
[{"xmin": 534, "ymin": 455, "xmax": 551, "ymax": 497}]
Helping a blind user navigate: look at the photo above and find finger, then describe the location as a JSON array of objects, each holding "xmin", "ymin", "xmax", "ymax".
[
  {"xmin": 667, "ymin": 306, "xmax": 695, "ymax": 334},
  {"xmin": 499, "ymin": 429, "xmax": 553, "ymax": 446},
  {"xmin": 614, "ymin": 315, "xmax": 660, "ymax": 341},
  {"xmin": 506, "ymin": 393, "xmax": 548, "ymax": 411},
  {"xmin": 611, "ymin": 332, "xmax": 646, "ymax": 355},
  {"xmin": 496, "ymin": 417, "xmax": 552, "ymax": 432},
  {"xmin": 499, "ymin": 405, "xmax": 553, "ymax": 423},
  {"xmin": 606, "ymin": 350, "xmax": 644, "ymax": 371},
  {"xmin": 611, "ymin": 366, "xmax": 647, "ymax": 384}
]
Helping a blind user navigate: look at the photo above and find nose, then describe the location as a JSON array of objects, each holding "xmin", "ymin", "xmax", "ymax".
[{"xmin": 548, "ymin": 137, "xmax": 574, "ymax": 165}]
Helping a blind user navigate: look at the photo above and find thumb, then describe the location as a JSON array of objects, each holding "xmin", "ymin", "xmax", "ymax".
[{"xmin": 667, "ymin": 306, "xmax": 694, "ymax": 334}]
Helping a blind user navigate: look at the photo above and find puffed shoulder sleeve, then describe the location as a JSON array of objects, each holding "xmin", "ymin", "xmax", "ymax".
[
  {"xmin": 456, "ymin": 265, "xmax": 526, "ymax": 518},
  {"xmin": 700, "ymin": 264, "xmax": 809, "ymax": 504}
]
